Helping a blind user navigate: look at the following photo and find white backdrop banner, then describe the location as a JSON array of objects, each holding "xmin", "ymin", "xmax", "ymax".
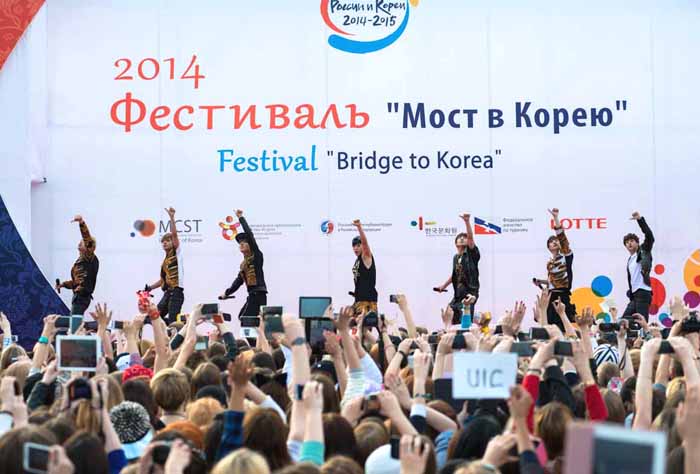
[{"xmin": 38, "ymin": 0, "xmax": 700, "ymax": 329}]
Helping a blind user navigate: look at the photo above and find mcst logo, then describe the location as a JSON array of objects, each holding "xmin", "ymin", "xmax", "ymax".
[
  {"xmin": 321, "ymin": 220, "xmax": 335, "ymax": 234},
  {"xmin": 321, "ymin": 0, "xmax": 420, "ymax": 54},
  {"xmin": 131, "ymin": 218, "xmax": 203, "ymax": 238}
]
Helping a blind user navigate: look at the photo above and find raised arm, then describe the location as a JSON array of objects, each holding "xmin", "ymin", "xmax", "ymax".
[
  {"xmin": 152, "ymin": 314, "xmax": 171, "ymax": 374},
  {"xmin": 73, "ymin": 215, "xmax": 95, "ymax": 258},
  {"xmin": 549, "ymin": 208, "xmax": 572, "ymax": 255},
  {"xmin": 460, "ymin": 213, "xmax": 476, "ymax": 249},
  {"xmin": 633, "ymin": 338, "xmax": 661, "ymax": 430},
  {"xmin": 352, "ymin": 219, "xmax": 372, "ymax": 262},
  {"xmin": 324, "ymin": 331, "xmax": 347, "ymax": 397},
  {"xmin": 174, "ymin": 306, "xmax": 200, "ymax": 370},
  {"xmin": 89, "ymin": 304, "xmax": 114, "ymax": 362},
  {"xmin": 396, "ymin": 294, "xmax": 417, "ymax": 339},
  {"xmin": 31, "ymin": 316, "xmax": 57, "ymax": 371},
  {"xmin": 165, "ymin": 207, "xmax": 180, "ymax": 249},
  {"xmin": 632, "ymin": 212, "xmax": 654, "ymax": 251},
  {"xmin": 236, "ymin": 210, "xmax": 258, "ymax": 253}
]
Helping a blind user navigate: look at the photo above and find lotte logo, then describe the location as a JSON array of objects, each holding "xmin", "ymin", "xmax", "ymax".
[{"xmin": 550, "ymin": 217, "xmax": 607, "ymax": 230}]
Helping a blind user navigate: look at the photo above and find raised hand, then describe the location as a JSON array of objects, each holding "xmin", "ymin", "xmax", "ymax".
[
  {"xmin": 609, "ymin": 306, "xmax": 618, "ymax": 322},
  {"xmin": 397, "ymin": 337, "xmax": 414, "ymax": 356},
  {"xmin": 676, "ymin": 384, "xmax": 700, "ymax": 443},
  {"xmin": 512, "ymin": 301, "xmax": 526, "ymax": 329},
  {"xmin": 377, "ymin": 391, "xmax": 403, "ymax": 418},
  {"xmin": 41, "ymin": 360, "xmax": 58, "ymax": 385},
  {"xmin": 440, "ymin": 304, "xmax": 454, "ymax": 328},
  {"xmin": 165, "ymin": 207, "xmax": 176, "ymax": 218},
  {"xmin": 235, "ymin": 209, "xmax": 243, "ymax": 218},
  {"xmin": 89, "ymin": 303, "xmax": 112, "ymax": 329},
  {"xmin": 352, "ymin": 219, "xmax": 362, "ymax": 228},
  {"xmin": 507, "ymin": 385, "xmax": 533, "ymax": 420},
  {"xmin": 462, "ymin": 294, "xmax": 477, "ymax": 306},
  {"xmin": 323, "ymin": 331, "xmax": 341, "ymax": 357},
  {"xmin": 71, "ymin": 215, "xmax": 84, "ymax": 224},
  {"xmin": 335, "ymin": 306, "xmax": 354, "ymax": 332},
  {"xmin": 547, "ymin": 208, "xmax": 560, "ymax": 218},
  {"xmin": 399, "ymin": 435, "xmax": 431, "ymax": 474},
  {"xmin": 631, "ymin": 211, "xmax": 641, "ymax": 221},
  {"xmin": 553, "ymin": 298, "xmax": 566, "ymax": 317},
  {"xmin": 0, "ymin": 312, "xmax": 11, "ymax": 334},
  {"xmin": 384, "ymin": 373, "xmax": 412, "ymax": 409},
  {"xmin": 576, "ymin": 307, "xmax": 595, "ymax": 328},
  {"xmin": 437, "ymin": 333, "xmax": 455, "ymax": 355},
  {"xmin": 227, "ymin": 355, "xmax": 253, "ymax": 388},
  {"xmin": 47, "ymin": 445, "xmax": 75, "ymax": 474},
  {"xmin": 477, "ymin": 334, "xmax": 497, "ymax": 353},
  {"xmin": 460, "ymin": 213, "xmax": 471, "ymax": 222},
  {"xmin": 535, "ymin": 288, "xmax": 551, "ymax": 323},
  {"xmin": 302, "ymin": 380, "xmax": 324, "ymax": 412},
  {"xmin": 482, "ymin": 433, "xmax": 518, "ymax": 467},
  {"xmin": 412, "ymin": 352, "xmax": 431, "ymax": 382},
  {"xmin": 282, "ymin": 315, "xmax": 305, "ymax": 345},
  {"xmin": 164, "ymin": 439, "xmax": 192, "ymax": 474}
]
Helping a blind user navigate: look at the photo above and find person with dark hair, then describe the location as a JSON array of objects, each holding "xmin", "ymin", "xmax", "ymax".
[
  {"xmin": 64, "ymin": 431, "xmax": 110, "ymax": 474},
  {"xmin": 350, "ymin": 219, "xmax": 377, "ymax": 314},
  {"xmin": 55, "ymin": 214, "xmax": 99, "ymax": 315},
  {"xmin": 435, "ymin": 214, "xmax": 480, "ymax": 324},
  {"xmin": 0, "ymin": 426, "xmax": 57, "ymax": 474},
  {"xmin": 533, "ymin": 208, "xmax": 575, "ymax": 330},
  {"xmin": 322, "ymin": 413, "xmax": 357, "ymax": 461},
  {"xmin": 145, "ymin": 207, "xmax": 184, "ymax": 325},
  {"xmin": 220, "ymin": 209, "xmax": 268, "ymax": 318},
  {"xmin": 122, "ymin": 378, "xmax": 163, "ymax": 430},
  {"xmin": 622, "ymin": 211, "xmax": 655, "ymax": 320}
]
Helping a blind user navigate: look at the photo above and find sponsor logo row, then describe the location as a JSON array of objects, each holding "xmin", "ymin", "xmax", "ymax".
[{"xmin": 130, "ymin": 215, "xmax": 608, "ymax": 244}]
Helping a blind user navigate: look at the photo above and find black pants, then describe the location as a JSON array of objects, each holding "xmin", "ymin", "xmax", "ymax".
[
  {"xmin": 71, "ymin": 294, "xmax": 92, "ymax": 315},
  {"xmin": 239, "ymin": 291, "xmax": 267, "ymax": 318},
  {"xmin": 623, "ymin": 289, "xmax": 652, "ymax": 321},
  {"xmin": 547, "ymin": 289, "xmax": 576, "ymax": 332},
  {"xmin": 157, "ymin": 287, "xmax": 184, "ymax": 325},
  {"xmin": 450, "ymin": 288, "xmax": 479, "ymax": 325}
]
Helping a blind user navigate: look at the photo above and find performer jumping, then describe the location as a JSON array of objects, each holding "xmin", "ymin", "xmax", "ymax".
[
  {"xmin": 55, "ymin": 215, "xmax": 99, "ymax": 315},
  {"xmin": 220, "ymin": 210, "xmax": 267, "ymax": 317},
  {"xmin": 622, "ymin": 211, "xmax": 654, "ymax": 320},
  {"xmin": 351, "ymin": 219, "xmax": 377, "ymax": 314},
  {"xmin": 145, "ymin": 207, "xmax": 184, "ymax": 325},
  {"xmin": 533, "ymin": 208, "xmax": 575, "ymax": 330},
  {"xmin": 435, "ymin": 214, "xmax": 480, "ymax": 324}
]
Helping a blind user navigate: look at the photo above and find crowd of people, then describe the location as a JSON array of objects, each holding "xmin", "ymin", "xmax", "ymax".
[{"xmin": 0, "ymin": 286, "xmax": 699, "ymax": 474}]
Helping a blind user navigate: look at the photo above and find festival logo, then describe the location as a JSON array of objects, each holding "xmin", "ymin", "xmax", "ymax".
[
  {"xmin": 321, "ymin": 220, "xmax": 335, "ymax": 235},
  {"xmin": 321, "ymin": 0, "xmax": 420, "ymax": 54}
]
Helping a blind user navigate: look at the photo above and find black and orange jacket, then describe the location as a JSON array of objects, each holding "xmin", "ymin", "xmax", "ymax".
[
  {"xmin": 547, "ymin": 227, "xmax": 574, "ymax": 290},
  {"xmin": 225, "ymin": 217, "xmax": 267, "ymax": 295},
  {"xmin": 62, "ymin": 221, "xmax": 99, "ymax": 296}
]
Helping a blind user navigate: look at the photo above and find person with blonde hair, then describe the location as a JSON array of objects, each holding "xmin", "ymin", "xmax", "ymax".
[{"xmin": 212, "ymin": 447, "xmax": 270, "ymax": 474}]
